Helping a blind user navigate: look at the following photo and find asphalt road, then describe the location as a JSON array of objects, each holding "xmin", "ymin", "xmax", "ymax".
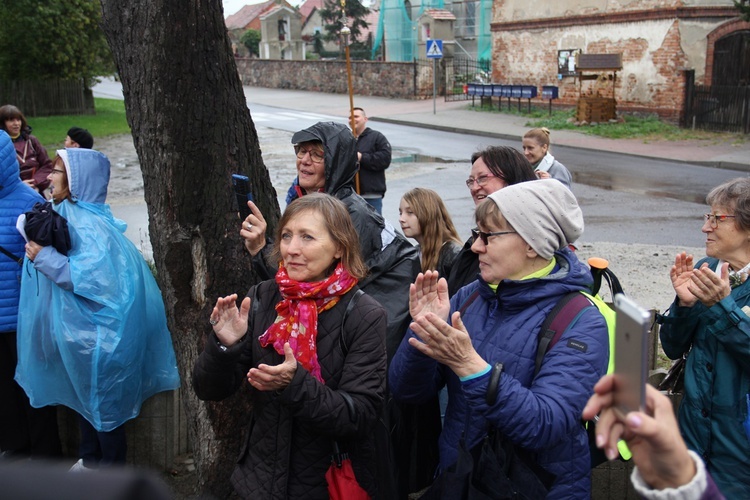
[
  {"xmin": 248, "ymin": 102, "xmax": 744, "ymax": 248},
  {"xmin": 98, "ymin": 81, "xmax": 741, "ymax": 251}
]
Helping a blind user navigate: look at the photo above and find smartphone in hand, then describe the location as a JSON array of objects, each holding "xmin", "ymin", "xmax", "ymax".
[
  {"xmin": 232, "ymin": 174, "xmax": 253, "ymax": 221},
  {"xmin": 612, "ymin": 294, "xmax": 651, "ymax": 418}
]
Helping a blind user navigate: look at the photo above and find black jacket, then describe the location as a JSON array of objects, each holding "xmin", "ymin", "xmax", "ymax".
[
  {"xmin": 436, "ymin": 240, "xmax": 462, "ymax": 283},
  {"xmin": 254, "ymin": 122, "xmax": 419, "ymax": 360},
  {"xmin": 356, "ymin": 127, "xmax": 391, "ymax": 197},
  {"xmin": 446, "ymin": 236, "xmax": 480, "ymax": 296},
  {"xmin": 193, "ymin": 280, "xmax": 387, "ymax": 499}
]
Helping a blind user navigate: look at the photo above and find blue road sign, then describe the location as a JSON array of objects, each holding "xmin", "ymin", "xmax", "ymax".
[{"xmin": 426, "ymin": 39, "xmax": 443, "ymax": 59}]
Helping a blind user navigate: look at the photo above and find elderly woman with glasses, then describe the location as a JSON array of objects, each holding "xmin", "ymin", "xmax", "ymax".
[
  {"xmin": 389, "ymin": 180, "xmax": 609, "ymax": 498},
  {"xmin": 445, "ymin": 145, "xmax": 536, "ymax": 296},
  {"xmin": 16, "ymin": 148, "xmax": 179, "ymax": 470},
  {"xmin": 659, "ymin": 177, "xmax": 750, "ymax": 497}
]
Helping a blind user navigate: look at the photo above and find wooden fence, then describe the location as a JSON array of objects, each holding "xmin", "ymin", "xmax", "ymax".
[{"xmin": 0, "ymin": 79, "xmax": 95, "ymax": 117}]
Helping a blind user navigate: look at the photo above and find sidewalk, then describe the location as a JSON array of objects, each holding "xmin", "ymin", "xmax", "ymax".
[{"xmin": 242, "ymin": 86, "xmax": 750, "ymax": 171}]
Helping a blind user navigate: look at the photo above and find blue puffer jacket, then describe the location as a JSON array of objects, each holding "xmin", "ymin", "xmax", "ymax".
[
  {"xmin": 0, "ymin": 130, "xmax": 44, "ymax": 332},
  {"xmin": 660, "ymin": 256, "xmax": 750, "ymax": 498},
  {"xmin": 389, "ymin": 248, "xmax": 609, "ymax": 499}
]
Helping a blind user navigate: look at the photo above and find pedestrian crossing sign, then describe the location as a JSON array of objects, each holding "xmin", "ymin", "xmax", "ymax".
[{"xmin": 426, "ymin": 39, "xmax": 443, "ymax": 59}]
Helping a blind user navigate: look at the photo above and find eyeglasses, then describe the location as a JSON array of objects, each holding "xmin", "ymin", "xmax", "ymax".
[
  {"xmin": 294, "ymin": 146, "xmax": 325, "ymax": 163},
  {"xmin": 51, "ymin": 169, "xmax": 65, "ymax": 175},
  {"xmin": 704, "ymin": 213, "xmax": 736, "ymax": 228},
  {"xmin": 465, "ymin": 174, "xmax": 497, "ymax": 188},
  {"xmin": 471, "ymin": 228, "xmax": 516, "ymax": 245}
]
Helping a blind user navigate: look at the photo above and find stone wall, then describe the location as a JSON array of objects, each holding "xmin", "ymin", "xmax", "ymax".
[
  {"xmin": 235, "ymin": 58, "xmax": 432, "ymax": 98},
  {"xmin": 490, "ymin": 3, "xmax": 738, "ymax": 122}
]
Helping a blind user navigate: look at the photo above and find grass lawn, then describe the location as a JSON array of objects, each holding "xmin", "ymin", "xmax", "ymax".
[
  {"xmin": 469, "ymin": 103, "xmax": 748, "ymax": 144},
  {"xmin": 25, "ymin": 98, "xmax": 130, "ymax": 151}
]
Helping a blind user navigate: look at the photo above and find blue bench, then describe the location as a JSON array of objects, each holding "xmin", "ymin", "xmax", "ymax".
[{"xmin": 469, "ymin": 83, "xmax": 540, "ymax": 113}]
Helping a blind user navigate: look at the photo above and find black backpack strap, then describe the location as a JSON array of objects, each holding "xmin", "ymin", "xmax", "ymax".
[
  {"xmin": 533, "ymin": 292, "xmax": 594, "ymax": 376},
  {"xmin": 338, "ymin": 288, "xmax": 365, "ymax": 357},
  {"xmin": 0, "ymin": 244, "xmax": 23, "ymax": 266},
  {"xmin": 457, "ymin": 289, "xmax": 480, "ymax": 317}
]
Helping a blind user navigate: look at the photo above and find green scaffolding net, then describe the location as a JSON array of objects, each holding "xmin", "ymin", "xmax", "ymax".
[
  {"xmin": 477, "ymin": 0, "xmax": 491, "ymax": 62},
  {"xmin": 372, "ymin": 0, "xmax": 492, "ymax": 63}
]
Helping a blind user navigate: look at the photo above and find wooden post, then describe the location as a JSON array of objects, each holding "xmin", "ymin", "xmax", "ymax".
[{"xmin": 340, "ymin": 0, "xmax": 360, "ymax": 193}]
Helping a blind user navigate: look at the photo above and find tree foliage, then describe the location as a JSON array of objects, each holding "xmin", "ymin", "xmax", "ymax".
[
  {"xmin": 0, "ymin": 0, "xmax": 114, "ymax": 83},
  {"xmin": 318, "ymin": 0, "xmax": 370, "ymax": 45},
  {"xmin": 736, "ymin": 0, "xmax": 750, "ymax": 21},
  {"xmin": 241, "ymin": 29, "xmax": 261, "ymax": 57}
]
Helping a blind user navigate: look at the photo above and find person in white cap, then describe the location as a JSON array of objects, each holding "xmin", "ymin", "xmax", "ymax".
[{"xmin": 389, "ymin": 180, "xmax": 609, "ymax": 498}]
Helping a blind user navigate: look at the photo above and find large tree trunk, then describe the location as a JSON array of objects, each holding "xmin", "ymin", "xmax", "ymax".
[{"xmin": 98, "ymin": 1, "xmax": 280, "ymax": 495}]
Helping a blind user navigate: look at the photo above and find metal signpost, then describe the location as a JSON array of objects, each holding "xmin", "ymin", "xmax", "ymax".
[{"xmin": 426, "ymin": 39, "xmax": 443, "ymax": 114}]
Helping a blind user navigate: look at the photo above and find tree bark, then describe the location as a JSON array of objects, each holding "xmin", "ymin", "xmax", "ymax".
[{"xmin": 98, "ymin": 1, "xmax": 280, "ymax": 495}]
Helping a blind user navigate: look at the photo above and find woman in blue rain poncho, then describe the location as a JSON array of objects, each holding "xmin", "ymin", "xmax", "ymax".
[{"xmin": 15, "ymin": 148, "xmax": 179, "ymax": 470}]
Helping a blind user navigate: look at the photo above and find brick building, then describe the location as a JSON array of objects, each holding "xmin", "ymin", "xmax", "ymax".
[{"xmin": 490, "ymin": 1, "xmax": 748, "ymax": 121}]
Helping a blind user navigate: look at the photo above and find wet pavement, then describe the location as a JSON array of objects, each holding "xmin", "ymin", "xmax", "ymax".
[{"xmin": 240, "ymin": 85, "xmax": 750, "ymax": 171}]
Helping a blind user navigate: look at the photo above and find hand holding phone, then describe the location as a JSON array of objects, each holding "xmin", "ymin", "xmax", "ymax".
[
  {"xmin": 612, "ymin": 294, "xmax": 651, "ymax": 418},
  {"xmin": 232, "ymin": 174, "xmax": 254, "ymax": 221}
]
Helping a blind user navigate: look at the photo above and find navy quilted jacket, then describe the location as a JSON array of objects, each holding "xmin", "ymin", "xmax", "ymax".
[
  {"xmin": 0, "ymin": 130, "xmax": 44, "ymax": 332},
  {"xmin": 390, "ymin": 248, "xmax": 609, "ymax": 499}
]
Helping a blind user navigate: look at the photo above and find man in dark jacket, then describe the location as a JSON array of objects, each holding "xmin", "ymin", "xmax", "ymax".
[{"xmin": 351, "ymin": 108, "xmax": 391, "ymax": 215}]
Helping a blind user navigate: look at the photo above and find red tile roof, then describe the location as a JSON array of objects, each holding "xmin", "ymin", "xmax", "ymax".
[
  {"xmin": 225, "ymin": 1, "xmax": 276, "ymax": 30},
  {"xmin": 298, "ymin": 0, "xmax": 324, "ymax": 22},
  {"xmin": 424, "ymin": 9, "xmax": 456, "ymax": 21}
]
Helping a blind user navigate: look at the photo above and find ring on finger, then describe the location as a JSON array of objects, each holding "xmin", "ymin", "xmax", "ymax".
[
  {"xmin": 245, "ymin": 222, "xmax": 252, "ymax": 230},
  {"xmin": 209, "ymin": 318, "xmax": 218, "ymax": 326}
]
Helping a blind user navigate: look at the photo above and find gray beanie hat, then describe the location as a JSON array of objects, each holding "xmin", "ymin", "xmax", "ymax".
[{"xmin": 487, "ymin": 180, "xmax": 583, "ymax": 259}]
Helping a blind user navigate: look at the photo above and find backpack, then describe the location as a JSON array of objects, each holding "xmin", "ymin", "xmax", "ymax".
[{"xmin": 457, "ymin": 257, "xmax": 630, "ymax": 468}]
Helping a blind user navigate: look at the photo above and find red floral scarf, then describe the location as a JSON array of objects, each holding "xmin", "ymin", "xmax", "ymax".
[{"xmin": 258, "ymin": 262, "xmax": 357, "ymax": 383}]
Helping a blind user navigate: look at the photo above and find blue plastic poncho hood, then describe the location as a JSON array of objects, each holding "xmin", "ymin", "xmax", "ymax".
[
  {"xmin": 15, "ymin": 148, "xmax": 179, "ymax": 431},
  {"xmin": 57, "ymin": 148, "xmax": 109, "ymax": 203}
]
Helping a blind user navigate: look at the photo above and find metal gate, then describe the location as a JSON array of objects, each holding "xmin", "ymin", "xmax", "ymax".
[
  {"xmin": 684, "ymin": 71, "xmax": 750, "ymax": 133},
  {"xmin": 444, "ymin": 57, "xmax": 491, "ymax": 102}
]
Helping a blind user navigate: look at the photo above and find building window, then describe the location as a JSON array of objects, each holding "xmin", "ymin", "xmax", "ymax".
[{"xmin": 463, "ymin": 1, "xmax": 476, "ymax": 38}]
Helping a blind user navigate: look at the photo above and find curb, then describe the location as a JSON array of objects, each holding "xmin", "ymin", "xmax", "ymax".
[{"xmin": 371, "ymin": 116, "xmax": 750, "ymax": 173}]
